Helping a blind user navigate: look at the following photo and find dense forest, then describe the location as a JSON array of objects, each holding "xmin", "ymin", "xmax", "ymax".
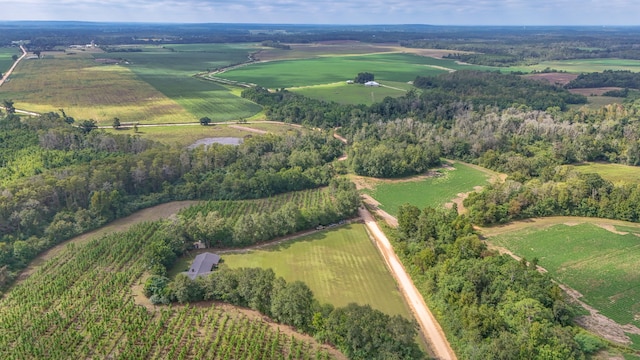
[
  {"xmin": 393, "ymin": 206, "xmax": 596, "ymax": 358},
  {"xmin": 565, "ymin": 70, "xmax": 640, "ymax": 89}
]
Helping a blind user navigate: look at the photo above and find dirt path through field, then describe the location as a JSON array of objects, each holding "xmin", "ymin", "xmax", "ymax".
[
  {"xmin": 228, "ymin": 124, "xmax": 268, "ymax": 134},
  {"xmin": 359, "ymin": 206, "xmax": 456, "ymax": 360},
  {"xmin": 0, "ymin": 45, "xmax": 27, "ymax": 87}
]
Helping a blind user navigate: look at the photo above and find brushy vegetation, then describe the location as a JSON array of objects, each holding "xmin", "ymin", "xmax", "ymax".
[{"xmin": 489, "ymin": 222, "xmax": 640, "ymax": 328}]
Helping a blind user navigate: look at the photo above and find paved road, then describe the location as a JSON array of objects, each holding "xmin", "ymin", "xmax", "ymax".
[{"xmin": 359, "ymin": 206, "xmax": 457, "ymax": 360}]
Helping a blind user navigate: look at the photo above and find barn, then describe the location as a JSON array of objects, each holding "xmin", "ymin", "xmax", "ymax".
[{"xmin": 184, "ymin": 252, "xmax": 221, "ymax": 279}]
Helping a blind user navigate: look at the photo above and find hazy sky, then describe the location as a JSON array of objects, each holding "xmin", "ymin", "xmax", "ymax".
[{"xmin": 1, "ymin": 0, "xmax": 638, "ymax": 25}]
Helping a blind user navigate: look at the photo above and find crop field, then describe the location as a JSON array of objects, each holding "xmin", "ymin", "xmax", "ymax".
[
  {"xmin": 0, "ymin": 47, "xmax": 20, "ymax": 74},
  {"xmin": 179, "ymin": 187, "xmax": 333, "ymax": 221},
  {"xmin": 291, "ymin": 81, "xmax": 411, "ymax": 105},
  {"xmin": 218, "ymin": 53, "xmax": 467, "ymax": 88},
  {"xmin": 95, "ymin": 44, "xmax": 262, "ymax": 123},
  {"xmin": 0, "ymin": 45, "xmax": 262, "ymax": 125},
  {"xmin": 362, "ymin": 162, "xmax": 494, "ymax": 216},
  {"xmin": 507, "ymin": 58, "xmax": 640, "ymax": 73},
  {"xmin": 221, "ymin": 223, "xmax": 411, "ymax": 318},
  {"xmin": 488, "ymin": 222, "xmax": 640, "ymax": 328},
  {"xmin": 0, "ymin": 51, "xmax": 195, "ymax": 124},
  {"xmin": 106, "ymin": 122, "xmax": 302, "ymax": 146},
  {"xmin": 570, "ymin": 162, "xmax": 640, "ymax": 185},
  {"xmin": 0, "ymin": 221, "xmax": 335, "ymax": 359}
]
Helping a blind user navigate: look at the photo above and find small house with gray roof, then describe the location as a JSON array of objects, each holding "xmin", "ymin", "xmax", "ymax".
[{"xmin": 184, "ymin": 252, "xmax": 221, "ymax": 280}]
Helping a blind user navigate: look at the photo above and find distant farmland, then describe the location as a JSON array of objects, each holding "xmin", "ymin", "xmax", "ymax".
[
  {"xmin": 508, "ymin": 58, "xmax": 640, "ymax": 73},
  {"xmin": 0, "ymin": 47, "xmax": 20, "ymax": 75}
]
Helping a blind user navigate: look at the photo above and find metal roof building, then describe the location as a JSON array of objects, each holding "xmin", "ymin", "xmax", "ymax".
[{"xmin": 184, "ymin": 252, "xmax": 220, "ymax": 280}]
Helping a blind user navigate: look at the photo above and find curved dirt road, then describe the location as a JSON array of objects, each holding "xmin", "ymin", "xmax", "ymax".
[{"xmin": 359, "ymin": 207, "xmax": 456, "ymax": 360}]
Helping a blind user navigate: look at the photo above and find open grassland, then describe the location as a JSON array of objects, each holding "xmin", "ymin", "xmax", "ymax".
[
  {"xmin": 220, "ymin": 224, "xmax": 412, "ymax": 319},
  {"xmin": 254, "ymin": 42, "xmax": 400, "ymax": 61},
  {"xmin": 362, "ymin": 162, "xmax": 494, "ymax": 216},
  {"xmin": 0, "ymin": 51, "xmax": 196, "ymax": 124},
  {"xmin": 0, "ymin": 47, "xmax": 20, "ymax": 74},
  {"xmin": 105, "ymin": 122, "xmax": 303, "ymax": 146},
  {"xmin": 0, "ymin": 221, "xmax": 335, "ymax": 359},
  {"xmin": 488, "ymin": 222, "xmax": 640, "ymax": 328},
  {"xmin": 508, "ymin": 59, "xmax": 640, "ymax": 73},
  {"xmin": 219, "ymin": 53, "xmax": 467, "ymax": 88},
  {"xmin": 571, "ymin": 162, "xmax": 640, "ymax": 185},
  {"xmin": 291, "ymin": 81, "xmax": 411, "ymax": 105}
]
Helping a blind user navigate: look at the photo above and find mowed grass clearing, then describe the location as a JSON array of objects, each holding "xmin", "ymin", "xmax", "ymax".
[
  {"xmin": 105, "ymin": 122, "xmax": 305, "ymax": 146},
  {"xmin": 488, "ymin": 221, "xmax": 640, "ymax": 327},
  {"xmin": 291, "ymin": 81, "xmax": 411, "ymax": 105},
  {"xmin": 362, "ymin": 162, "xmax": 495, "ymax": 217},
  {"xmin": 221, "ymin": 224, "xmax": 411, "ymax": 318},
  {"xmin": 219, "ymin": 53, "xmax": 460, "ymax": 88},
  {"xmin": 571, "ymin": 162, "xmax": 640, "ymax": 185}
]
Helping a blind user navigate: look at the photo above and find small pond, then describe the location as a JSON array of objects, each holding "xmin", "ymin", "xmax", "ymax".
[{"xmin": 187, "ymin": 137, "xmax": 243, "ymax": 149}]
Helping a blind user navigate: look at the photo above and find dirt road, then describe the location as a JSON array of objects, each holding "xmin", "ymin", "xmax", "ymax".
[
  {"xmin": 0, "ymin": 45, "xmax": 27, "ymax": 87},
  {"xmin": 359, "ymin": 207, "xmax": 456, "ymax": 360}
]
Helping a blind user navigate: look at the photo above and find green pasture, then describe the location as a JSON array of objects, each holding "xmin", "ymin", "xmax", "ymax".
[
  {"xmin": 291, "ymin": 81, "xmax": 411, "ymax": 105},
  {"xmin": 364, "ymin": 162, "xmax": 493, "ymax": 216},
  {"xmin": 0, "ymin": 47, "xmax": 20, "ymax": 74},
  {"xmin": 489, "ymin": 222, "xmax": 640, "ymax": 327},
  {"xmin": 219, "ymin": 224, "xmax": 411, "ymax": 318},
  {"xmin": 105, "ymin": 122, "xmax": 303, "ymax": 146},
  {"xmin": 507, "ymin": 58, "xmax": 640, "ymax": 73},
  {"xmin": 571, "ymin": 162, "xmax": 640, "ymax": 185},
  {"xmin": 218, "ymin": 53, "xmax": 468, "ymax": 88}
]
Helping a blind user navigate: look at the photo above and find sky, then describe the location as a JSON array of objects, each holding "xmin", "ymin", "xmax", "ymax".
[{"xmin": 1, "ymin": 0, "xmax": 639, "ymax": 26}]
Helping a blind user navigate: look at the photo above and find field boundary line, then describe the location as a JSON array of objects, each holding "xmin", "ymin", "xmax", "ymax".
[{"xmin": 0, "ymin": 45, "xmax": 27, "ymax": 87}]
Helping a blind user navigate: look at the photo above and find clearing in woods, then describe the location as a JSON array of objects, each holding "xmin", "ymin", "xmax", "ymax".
[
  {"xmin": 486, "ymin": 219, "xmax": 640, "ymax": 345},
  {"xmin": 359, "ymin": 162, "xmax": 496, "ymax": 217},
  {"xmin": 212, "ymin": 224, "xmax": 413, "ymax": 319},
  {"xmin": 570, "ymin": 162, "xmax": 640, "ymax": 185}
]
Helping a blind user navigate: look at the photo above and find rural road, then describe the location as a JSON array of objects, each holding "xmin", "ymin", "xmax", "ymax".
[
  {"xmin": 0, "ymin": 45, "xmax": 27, "ymax": 87},
  {"xmin": 359, "ymin": 206, "xmax": 457, "ymax": 360}
]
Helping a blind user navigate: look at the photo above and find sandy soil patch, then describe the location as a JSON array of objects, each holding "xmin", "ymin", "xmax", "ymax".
[{"xmin": 228, "ymin": 125, "xmax": 268, "ymax": 134}]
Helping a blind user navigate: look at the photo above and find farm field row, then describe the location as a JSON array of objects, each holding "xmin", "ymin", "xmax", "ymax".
[
  {"xmin": 487, "ymin": 221, "xmax": 640, "ymax": 331},
  {"xmin": 507, "ymin": 58, "xmax": 640, "ymax": 73},
  {"xmin": 290, "ymin": 81, "xmax": 411, "ymax": 105},
  {"xmin": 0, "ymin": 221, "xmax": 336, "ymax": 359}
]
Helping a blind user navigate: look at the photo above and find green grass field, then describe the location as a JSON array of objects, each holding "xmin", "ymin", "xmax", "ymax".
[
  {"xmin": 105, "ymin": 122, "xmax": 304, "ymax": 146},
  {"xmin": 507, "ymin": 59, "xmax": 640, "ymax": 73},
  {"xmin": 219, "ymin": 53, "xmax": 460, "ymax": 88},
  {"xmin": 0, "ymin": 47, "xmax": 20, "ymax": 74},
  {"xmin": 216, "ymin": 224, "xmax": 411, "ymax": 319},
  {"xmin": 290, "ymin": 81, "xmax": 408, "ymax": 105},
  {"xmin": 363, "ymin": 162, "xmax": 494, "ymax": 216},
  {"xmin": 489, "ymin": 222, "xmax": 640, "ymax": 327},
  {"xmin": 571, "ymin": 162, "xmax": 640, "ymax": 185}
]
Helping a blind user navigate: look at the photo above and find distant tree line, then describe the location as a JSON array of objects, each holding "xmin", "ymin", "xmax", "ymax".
[{"xmin": 565, "ymin": 70, "xmax": 640, "ymax": 90}]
